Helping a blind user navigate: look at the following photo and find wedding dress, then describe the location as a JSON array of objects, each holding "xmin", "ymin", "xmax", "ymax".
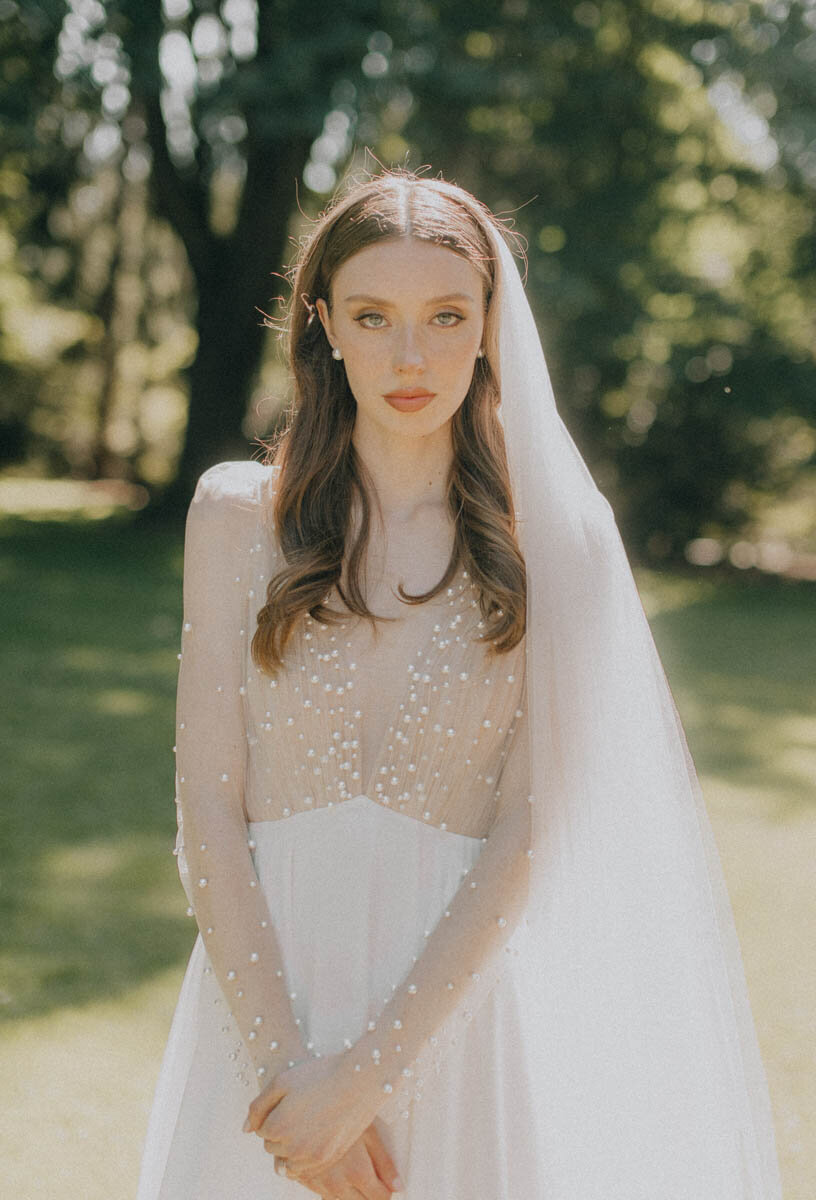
[{"xmin": 136, "ymin": 458, "xmax": 544, "ymax": 1199}]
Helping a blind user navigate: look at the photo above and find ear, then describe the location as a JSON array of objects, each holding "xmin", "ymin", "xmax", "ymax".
[{"xmin": 314, "ymin": 297, "xmax": 335, "ymax": 347}]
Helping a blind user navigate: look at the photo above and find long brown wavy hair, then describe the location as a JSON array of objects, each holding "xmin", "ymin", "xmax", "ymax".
[{"xmin": 251, "ymin": 170, "xmax": 527, "ymax": 674}]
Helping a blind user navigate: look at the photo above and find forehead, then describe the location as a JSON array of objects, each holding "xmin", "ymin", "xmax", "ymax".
[{"xmin": 331, "ymin": 237, "xmax": 485, "ymax": 301}]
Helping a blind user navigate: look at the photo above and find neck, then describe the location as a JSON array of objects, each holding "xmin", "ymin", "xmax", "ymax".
[{"xmin": 351, "ymin": 416, "xmax": 453, "ymax": 524}]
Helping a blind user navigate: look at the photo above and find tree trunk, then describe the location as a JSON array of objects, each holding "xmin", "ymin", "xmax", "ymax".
[
  {"xmin": 175, "ymin": 253, "xmax": 268, "ymax": 495},
  {"xmin": 138, "ymin": 137, "xmax": 312, "ymax": 523}
]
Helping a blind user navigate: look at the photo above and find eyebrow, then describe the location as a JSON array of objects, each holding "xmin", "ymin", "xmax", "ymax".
[{"xmin": 341, "ymin": 292, "xmax": 477, "ymax": 305}]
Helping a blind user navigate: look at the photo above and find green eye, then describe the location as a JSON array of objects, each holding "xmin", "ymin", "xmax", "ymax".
[
  {"xmin": 434, "ymin": 312, "xmax": 464, "ymax": 326},
  {"xmin": 356, "ymin": 313, "xmax": 386, "ymax": 328}
]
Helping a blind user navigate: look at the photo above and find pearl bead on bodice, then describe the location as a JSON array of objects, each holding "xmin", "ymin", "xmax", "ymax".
[{"xmin": 244, "ymin": 515, "xmax": 526, "ymax": 836}]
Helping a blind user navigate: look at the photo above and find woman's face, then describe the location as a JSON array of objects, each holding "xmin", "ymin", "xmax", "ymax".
[{"xmin": 315, "ymin": 237, "xmax": 486, "ymax": 442}]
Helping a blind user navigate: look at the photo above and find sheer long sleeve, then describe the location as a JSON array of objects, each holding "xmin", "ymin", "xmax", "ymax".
[
  {"xmin": 338, "ymin": 697, "xmax": 533, "ymax": 1121},
  {"xmin": 173, "ymin": 463, "xmax": 307, "ymax": 1085}
]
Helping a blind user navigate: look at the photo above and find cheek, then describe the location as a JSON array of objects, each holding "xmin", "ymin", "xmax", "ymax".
[
  {"xmin": 344, "ymin": 335, "xmax": 387, "ymax": 372},
  {"xmin": 450, "ymin": 325, "xmax": 484, "ymax": 365},
  {"xmin": 340, "ymin": 362, "xmax": 387, "ymax": 417},
  {"xmin": 342, "ymin": 351, "xmax": 383, "ymax": 398},
  {"xmin": 448, "ymin": 340, "xmax": 482, "ymax": 386}
]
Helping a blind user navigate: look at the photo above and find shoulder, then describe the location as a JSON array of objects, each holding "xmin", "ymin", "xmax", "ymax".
[
  {"xmin": 192, "ymin": 459, "xmax": 280, "ymax": 509},
  {"xmin": 186, "ymin": 460, "xmax": 282, "ymax": 553}
]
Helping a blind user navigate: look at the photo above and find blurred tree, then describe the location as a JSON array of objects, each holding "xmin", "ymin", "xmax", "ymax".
[
  {"xmin": 1, "ymin": 0, "xmax": 814, "ymax": 559},
  {"xmin": 126, "ymin": 0, "xmax": 314, "ymax": 510},
  {"xmin": 1, "ymin": 0, "xmax": 391, "ymax": 512},
  {"xmin": 358, "ymin": 0, "xmax": 816, "ymax": 558}
]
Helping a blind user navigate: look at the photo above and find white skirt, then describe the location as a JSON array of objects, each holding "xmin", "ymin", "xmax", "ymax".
[{"xmin": 136, "ymin": 795, "xmax": 542, "ymax": 1199}]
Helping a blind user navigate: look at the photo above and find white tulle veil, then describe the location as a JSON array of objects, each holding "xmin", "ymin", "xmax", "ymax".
[{"xmin": 461, "ymin": 192, "xmax": 782, "ymax": 1198}]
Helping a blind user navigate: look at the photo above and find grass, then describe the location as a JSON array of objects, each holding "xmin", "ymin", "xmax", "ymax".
[
  {"xmin": 0, "ymin": 512, "xmax": 813, "ymax": 1198},
  {"xmin": 0, "ymin": 514, "xmax": 191, "ymax": 1023}
]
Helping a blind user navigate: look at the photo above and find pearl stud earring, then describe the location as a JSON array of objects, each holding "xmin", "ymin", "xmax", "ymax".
[
  {"xmin": 331, "ymin": 346, "xmax": 343, "ymax": 361},
  {"xmin": 476, "ymin": 348, "xmax": 485, "ymax": 358}
]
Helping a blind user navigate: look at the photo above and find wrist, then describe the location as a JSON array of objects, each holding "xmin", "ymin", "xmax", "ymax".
[
  {"xmin": 331, "ymin": 1043, "xmax": 398, "ymax": 1116},
  {"xmin": 250, "ymin": 1037, "xmax": 310, "ymax": 1083}
]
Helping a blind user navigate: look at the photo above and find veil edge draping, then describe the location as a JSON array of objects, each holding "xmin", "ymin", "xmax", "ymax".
[{"xmin": 480, "ymin": 215, "xmax": 783, "ymax": 1198}]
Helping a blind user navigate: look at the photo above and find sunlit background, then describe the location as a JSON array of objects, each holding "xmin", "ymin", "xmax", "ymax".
[{"xmin": 0, "ymin": 2, "xmax": 813, "ymax": 1197}]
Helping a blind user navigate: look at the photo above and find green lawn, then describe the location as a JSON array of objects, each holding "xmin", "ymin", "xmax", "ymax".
[{"xmin": 1, "ymin": 512, "xmax": 813, "ymax": 1199}]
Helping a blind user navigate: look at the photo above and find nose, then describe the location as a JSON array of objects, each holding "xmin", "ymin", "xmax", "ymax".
[{"xmin": 392, "ymin": 325, "xmax": 425, "ymax": 373}]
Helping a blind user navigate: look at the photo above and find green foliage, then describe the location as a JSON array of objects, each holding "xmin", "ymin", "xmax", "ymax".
[
  {"xmin": 0, "ymin": 0, "xmax": 814, "ymax": 554},
  {"xmin": 363, "ymin": 0, "xmax": 816, "ymax": 558}
]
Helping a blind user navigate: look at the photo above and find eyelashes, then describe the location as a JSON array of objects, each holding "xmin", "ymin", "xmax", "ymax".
[{"xmin": 354, "ymin": 311, "xmax": 465, "ymax": 330}]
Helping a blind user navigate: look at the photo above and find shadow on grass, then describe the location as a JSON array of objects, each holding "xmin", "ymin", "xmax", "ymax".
[
  {"xmin": 1, "ymin": 514, "xmax": 813, "ymax": 1025},
  {"xmin": 645, "ymin": 573, "xmax": 816, "ymax": 818}
]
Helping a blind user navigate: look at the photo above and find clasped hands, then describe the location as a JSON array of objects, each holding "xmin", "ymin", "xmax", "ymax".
[{"xmin": 243, "ymin": 1053, "xmax": 405, "ymax": 1199}]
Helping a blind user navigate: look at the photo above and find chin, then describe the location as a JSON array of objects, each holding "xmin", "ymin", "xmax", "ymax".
[{"xmin": 386, "ymin": 411, "xmax": 453, "ymax": 438}]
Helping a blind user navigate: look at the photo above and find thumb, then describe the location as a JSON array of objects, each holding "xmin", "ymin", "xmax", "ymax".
[
  {"xmin": 363, "ymin": 1125, "xmax": 405, "ymax": 1193},
  {"xmin": 245, "ymin": 1079, "xmax": 285, "ymax": 1133}
]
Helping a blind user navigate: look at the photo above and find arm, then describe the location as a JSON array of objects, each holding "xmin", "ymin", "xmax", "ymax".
[
  {"xmin": 335, "ymin": 694, "xmax": 533, "ymax": 1120},
  {"xmin": 174, "ymin": 462, "xmax": 307, "ymax": 1085}
]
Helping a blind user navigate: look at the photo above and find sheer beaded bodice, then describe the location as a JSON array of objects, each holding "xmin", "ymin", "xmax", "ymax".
[
  {"xmin": 245, "ymin": 515, "xmax": 526, "ymax": 837},
  {"xmin": 173, "ymin": 460, "xmax": 532, "ymax": 1117}
]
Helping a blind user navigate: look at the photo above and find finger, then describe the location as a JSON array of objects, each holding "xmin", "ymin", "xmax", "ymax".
[
  {"xmin": 326, "ymin": 1181, "xmax": 368, "ymax": 1200},
  {"xmin": 351, "ymin": 1164, "xmax": 392, "ymax": 1200},
  {"xmin": 258, "ymin": 1111, "xmax": 287, "ymax": 1144},
  {"xmin": 328, "ymin": 1154, "xmax": 391, "ymax": 1200},
  {"xmin": 311, "ymin": 1172, "xmax": 361, "ymax": 1200},
  {"xmin": 305, "ymin": 1167, "xmax": 343, "ymax": 1199},
  {"xmin": 316, "ymin": 1156, "xmax": 376, "ymax": 1200},
  {"xmin": 272, "ymin": 1153, "xmax": 330, "ymax": 1188},
  {"xmin": 363, "ymin": 1127, "xmax": 404, "ymax": 1194},
  {"xmin": 276, "ymin": 1159, "xmax": 324, "ymax": 1197},
  {"xmin": 245, "ymin": 1080, "xmax": 284, "ymax": 1132},
  {"xmin": 272, "ymin": 1155, "xmax": 313, "ymax": 1191},
  {"xmin": 286, "ymin": 1144, "xmax": 342, "ymax": 1179},
  {"xmin": 285, "ymin": 1163, "xmax": 344, "ymax": 1200}
]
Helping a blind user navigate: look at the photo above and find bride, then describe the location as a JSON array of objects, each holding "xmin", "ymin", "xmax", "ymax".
[{"xmin": 136, "ymin": 170, "xmax": 783, "ymax": 1199}]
